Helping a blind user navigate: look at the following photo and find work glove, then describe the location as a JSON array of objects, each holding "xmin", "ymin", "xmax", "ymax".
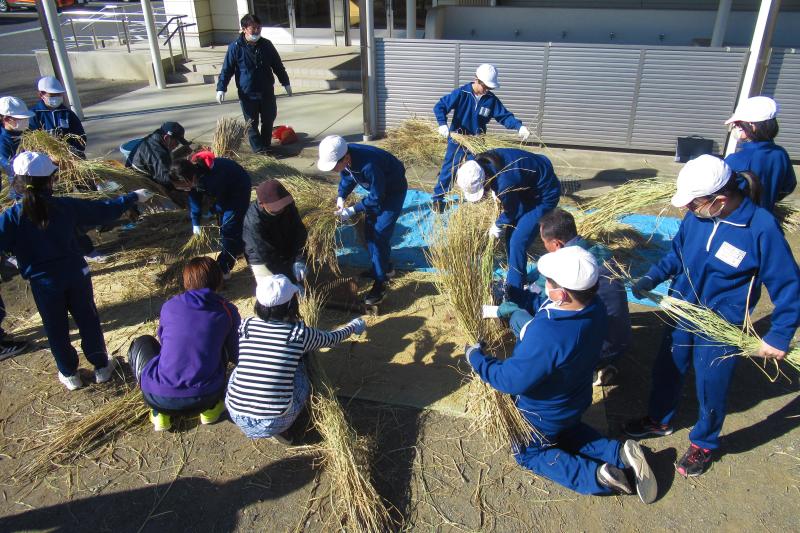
[
  {"xmin": 518, "ymin": 125, "xmax": 531, "ymax": 141},
  {"xmin": 497, "ymin": 300, "xmax": 521, "ymax": 319},
  {"xmin": 336, "ymin": 196, "xmax": 345, "ymax": 210},
  {"xmin": 216, "ymin": 91, "xmax": 225, "ymax": 104},
  {"xmin": 632, "ymin": 276, "xmax": 655, "ymax": 299},
  {"xmin": 464, "ymin": 342, "xmax": 483, "ymax": 360},
  {"xmin": 488, "ymin": 224, "xmax": 503, "ymax": 239},
  {"xmin": 337, "ymin": 206, "xmax": 356, "ymax": 222},
  {"xmin": 348, "ymin": 317, "xmax": 366, "ymax": 335},
  {"xmin": 192, "ymin": 225, "xmax": 202, "ymax": 236},
  {"xmin": 292, "ymin": 261, "xmax": 306, "ymax": 282},
  {"xmin": 437, "ymin": 124, "xmax": 450, "ymax": 138},
  {"xmin": 283, "ymin": 85, "xmax": 293, "ymax": 96},
  {"xmin": 133, "ymin": 189, "xmax": 153, "ymax": 203}
]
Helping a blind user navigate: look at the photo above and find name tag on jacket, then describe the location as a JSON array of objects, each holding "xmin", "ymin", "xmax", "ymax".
[
  {"xmin": 715, "ymin": 241, "xmax": 746, "ymax": 268},
  {"xmin": 478, "ymin": 106, "xmax": 491, "ymax": 117}
]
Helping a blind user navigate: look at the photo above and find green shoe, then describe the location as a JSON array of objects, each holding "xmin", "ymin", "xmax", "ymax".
[
  {"xmin": 199, "ymin": 400, "xmax": 226, "ymax": 425},
  {"xmin": 150, "ymin": 410, "xmax": 171, "ymax": 432}
]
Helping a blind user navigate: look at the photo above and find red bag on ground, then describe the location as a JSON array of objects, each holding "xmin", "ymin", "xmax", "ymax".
[{"xmin": 272, "ymin": 125, "xmax": 298, "ymax": 145}]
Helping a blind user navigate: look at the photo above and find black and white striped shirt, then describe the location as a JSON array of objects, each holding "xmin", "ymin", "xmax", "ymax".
[{"xmin": 225, "ymin": 317, "xmax": 356, "ymax": 419}]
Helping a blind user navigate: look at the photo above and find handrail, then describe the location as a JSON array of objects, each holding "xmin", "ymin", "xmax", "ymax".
[{"xmin": 157, "ymin": 15, "xmax": 189, "ymax": 37}]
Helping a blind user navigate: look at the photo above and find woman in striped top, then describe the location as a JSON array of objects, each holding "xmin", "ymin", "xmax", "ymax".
[{"xmin": 226, "ymin": 274, "xmax": 365, "ymax": 441}]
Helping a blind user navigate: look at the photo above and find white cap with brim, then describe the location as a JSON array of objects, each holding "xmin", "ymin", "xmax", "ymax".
[
  {"xmin": 0, "ymin": 96, "xmax": 33, "ymax": 119},
  {"xmin": 537, "ymin": 246, "xmax": 599, "ymax": 291},
  {"xmin": 256, "ymin": 274, "xmax": 300, "ymax": 307},
  {"xmin": 670, "ymin": 154, "xmax": 732, "ymax": 208},
  {"xmin": 37, "ymin": 76, "xmax": 65, "ymax": 94},
  {"xmin": 456, "ymin": 160, "xmax": 486, "ymax": 203},
  {"xmin": 475, "ymin": 63, "xmax": 499, "ymax": 89},
  {"xmin": 13, "ymin": 151, "xmax": 57, "ymax": 177},
  {"xmin": 317, "ymin": 135, "xmax": 348, "ymax": 172},
  {"xmin": 725, "ymin": 96, "xmax": 778, "ymax": 125}
]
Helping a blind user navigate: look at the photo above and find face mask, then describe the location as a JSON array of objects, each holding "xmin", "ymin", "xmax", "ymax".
[
  {"xmin": 12, "ymin": 118, "xmax": 29, "ymax": 132},
  {"xmin": 694, "ymin": 198, "xmax": 725, "ymax": 219},
  {"xmin": 43, "ymin": 95, "xmax": 63, "ymax": 108},
  {"xmin": 245, "ymin": 32, "xmax": 260, "ymax": 42}
]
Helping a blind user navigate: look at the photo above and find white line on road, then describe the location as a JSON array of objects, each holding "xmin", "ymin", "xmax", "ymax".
[{"xmin": 0, "ymin": 53, "xmax": 36, "ymax": 57}]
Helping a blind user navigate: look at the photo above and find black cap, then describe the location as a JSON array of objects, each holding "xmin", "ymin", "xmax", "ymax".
[{"xmin": 160, "ymin": 121, "xmax": 190, "ymax": 146}]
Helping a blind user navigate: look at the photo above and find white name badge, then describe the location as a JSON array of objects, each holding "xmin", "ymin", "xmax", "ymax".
[
  {"xmin": 478, "ymin": 106, "xmax": 491, "ymax": 117},
  {"xmin": 58, "ymin": 117, "xmax": 70, "ymax": 129},
  {"xmin": 715, "ymin": 241, "xmax": 746, "ymax": 268}
]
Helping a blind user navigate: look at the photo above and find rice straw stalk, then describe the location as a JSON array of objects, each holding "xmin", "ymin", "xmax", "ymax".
[
  {"xmin": 212, "ymin": 116, "xmax": 250, "ymax": 158},
  {"xmin": 19, "ymin": 130, "xmax": 96, "ymax": 192}
]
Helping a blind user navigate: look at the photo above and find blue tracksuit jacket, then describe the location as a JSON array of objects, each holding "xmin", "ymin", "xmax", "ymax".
[
  {"xmin": 217, "ymin": 35, "xmax": 290, "ymax": 99},
  {"xmin": 337, "ymin": 144, "xmax": 408, "ymax": 216},
  {"xmin": 30, "ymin": 101, "xmax": 86, "ymax": 153},
  {"xmin": 724, "ymin": 140, "xmax": 796, "ymax": 213},
  {"xmin": 433, "ymin": 82, "xmax": 522, "ymax": 135},
  {"xmin": 0, "ymin": 128, "xmax": 22, "ymax": 178},
  {"xmin": 642, "ymin": 197, "xmax": 800, "ymax": 351},
  {"xmin": 188, "ymin": 158, "xmax": 252, "ymax": 227}
]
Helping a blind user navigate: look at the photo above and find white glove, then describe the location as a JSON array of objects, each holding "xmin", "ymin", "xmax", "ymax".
[
  {"xmin": 348, "ymin": 318, "xmax": 366, "ymax": 335},
  {"xmin": 518, "ymin": 125, "xmax": 531, "ymax": 141},
  {"xmin": 488, "ymin": 224, "xmax": 503, "ymax": 239},
  {"xmin": 192, "ymin": 225, "xmax": 202, "ymax": 235},
  {"xmin": 336, "ymin": 197, "xmax": 345, "ymax": 210},
  {"xmin": 283, "ymin": 85, "xmax": 293, "ymax": 96},
  {"xmin": 337, "ymin": 206, "xmax": 356, "ymax": 221},
  {"xmin": 292, "ymin": 261, "xmax": 306, "ymax": 282},
  {"xmin": 133, "ymin": 189, "xmax": 153, "ymax": 203},
  {"xmin": 437, "ymin": 124, "xmax": 450, "ymax": 138},
  {"xmin": 216, "ymin": 91, "xmax": 225, "ymax": 104}
]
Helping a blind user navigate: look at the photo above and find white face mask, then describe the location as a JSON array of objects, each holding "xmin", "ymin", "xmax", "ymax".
[
  {"xmin": 245, "ymin": 32, "xmax": 260, "ymax": 42},
  {"xmin": 694, "ymin": 197, "xmax": 726, "ymax": 219},
  {"xmin": 43, "ymin": 95, "xmax": 63, "ymax": 108},
  {"xmin": 12, "ymin": 118, "xmax": 29, "ymax": 131}
]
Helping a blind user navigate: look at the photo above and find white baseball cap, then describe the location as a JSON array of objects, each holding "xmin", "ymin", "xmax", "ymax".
[
  {"xmin": 256, "ymin": 274, "xmax": 300, "ymax": 307},
  {"xmin": 671, "ymin": 154, "xmax": 731, "ymax": 207},
  {"xmin": 475, "ymin": 64, "xmax": 499, "ymax": 89},
  {"xmin": 537, "ymin": 246, "xmax": 599, "ymax": 291},
  {"xmin": 13, "ymin": 151, "xmax": 58, "ymax": 177},
  {"xmin": 317, "ymin": 135, "xmax": 348, "ymax": 172},
  {"xmin": 456, "ymin": 160, "xmax": 486, "ymax": 202},
  {"xmin": 37, "ymin": 76, "xmax": 65, "ymax": 94},
  {"xmin": 725, "ymin": 96, "xmax": 778, "ymax": 125},
  {"xmin": 0, "ymin": 96, "xmax": 33, "ymax": 119}
]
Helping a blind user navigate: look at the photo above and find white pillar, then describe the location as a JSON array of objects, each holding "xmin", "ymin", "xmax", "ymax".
[
  {"xmin": 41, "ymin": 0, "xmax": 83, "ymax": 119},
  {"xmin": 141, "ymin": 0, "xmax": 167, "ymax": 90},
  {"xmin": 406, "ymin": 0, "xmax": 415, "ymax": 38},
  {"xmin": 724, "ymin": 0, "xmax": 781, "ymax": 156},
  {"xmin": 362, "ymin": 0, "xmax": 377, "ymax": 140},
  {"xmin": 711, "ymin": 0, "xmax": 732, "ymax": 47}
]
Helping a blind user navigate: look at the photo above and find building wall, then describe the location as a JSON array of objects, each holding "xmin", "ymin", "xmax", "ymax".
[{"xmin": 163, "ymin": 0, "xmax": 247, "ymax": 47}]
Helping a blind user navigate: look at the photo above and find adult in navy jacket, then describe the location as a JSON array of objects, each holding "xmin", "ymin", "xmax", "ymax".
[
  {"xmin": 468, "ymin": 246, "xmax": 657, "ymax": 502},
  {"xmin": 0, "ymin": 152, "xmax": 153, "ymax": 391},
  {"xmin": 30, "ymin": 76, "xmax": 86, "ymax": 158},
  {"xmin": 317, "ymin": 135, "xmax": 408, "ymax": 306},
  {"xmin": 432, "ymin": 64, "xmax": 530, "ymax": 212},
  {"xmin": 170, "ymin": 150, "xmax": 252, "ymax": 277},
  {"xmin": 723, "ymin": 96, "xmax": 796, "ymax": 212},
  {"xmin": 625, "ymin": 155, "xmax": 800, "ymax": 478},
  {"xmin": 456, "ymin": 148, "xmax": 560, "ymax": 305},
  {"xmin": 216, "ymin": 14, "xmax": 292, "ymax": 154}
]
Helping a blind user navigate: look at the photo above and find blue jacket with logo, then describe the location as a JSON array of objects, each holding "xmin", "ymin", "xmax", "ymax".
[
  {"xmin": 643, "ymin": 197, "xmax": 800, "ymax": 351},
  {"xmin": 188, "ymin": 158, "xmax": 252, "ymax": 227},
  {"xmin": 30, "ymin": 101, "xmax": 86, "ymax": 153},
  {"xmin": 337, "ymin": 144, "xmax": 408, "ymax": 216},
  {"xmin": 217, "ymin": 35, "xmax": 290, "ymax": 99},
  {"xmin": 0, "ymin": 128, "xmax": 22, "ymax": 179},
  {"xmin": 724, "ymin": 140, "xmax": 796, "ymax": 213},
  {"xmin": 433, "ymin": 82, "xmax": 522, "ymax": 135}
]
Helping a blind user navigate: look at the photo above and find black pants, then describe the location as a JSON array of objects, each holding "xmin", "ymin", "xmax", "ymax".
[{"xmin": 239, "ymin": 89, "xmax": 277, "ymax": 153}]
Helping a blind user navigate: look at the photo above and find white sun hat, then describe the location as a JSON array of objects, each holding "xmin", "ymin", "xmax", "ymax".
[
  {"xmin": 37, "ymin": 76, "xmax": 65, "ymax": 94},
  {"xmin": 475, "ymin": 64, "xmax": 499, "ymax": 89},
  {"xmin": 670, "ymin": 154, "xmax": 732, "ymax": 208},
  {"xmin": 725, "ymin": 96, "xmax": 778, "ymax": 125},
  {"xmin": 317, "ymin": 135, "xmax": 348, "ymax": 172},
  {"xmin": 12, "ymin": 151, "xmax": 58, "ymax": 177},
  {"xmin": 537, "ymin": 246, "xmax": 599, "ymax": 291},
  {"xmin": 456, "ymin": 160, "xmax": 486, "ymax": 203}
]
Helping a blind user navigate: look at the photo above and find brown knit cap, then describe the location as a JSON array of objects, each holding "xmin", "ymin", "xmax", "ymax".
[{"xmin": 256, "ymin": 179, "xmax": 294, "ymax": 212}]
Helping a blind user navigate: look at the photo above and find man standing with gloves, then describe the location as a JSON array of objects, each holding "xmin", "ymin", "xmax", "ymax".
[
  {"xmin": 432, "ymin": 63, "xmax": 530, "ymax": 213},
  {"xmin": 216, "ymin": 14, "xmax": 292, "ymax": 154}
]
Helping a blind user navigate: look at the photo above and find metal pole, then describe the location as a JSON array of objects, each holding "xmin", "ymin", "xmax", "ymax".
[
  {"xmin": 406, "ymin": 0, "xmax": 414, "ymax": 38},
  {"xmin": 179, "ymin": 23, "xmax": 188, "ymax": 60},
  {"xmin": 167, "ymin": 37, "xmax": 175, "ymax": 73},
  {"xmin": 123, "ymin": 17, "xmax": 131, "ymax": 53},
  {"xmin": 711, "ymin": 0, "xmax": 732, "ymax": 47},
  {"xmin": 91, "ymin": 26, "xmax": 98, "ymax": 49},
  {"xmin": 364, "ymin": 0, "xmax": 377, "ymax": 139},
  {"xmin": 41, "ymin": 0, "xmax": 82, "ymax": 119},
  {"xmin": 141, "ymin": 0, "xmax": 166, "ymax": 89},
  {"xmin": 724, "ymin": 0, "xmax": 781, "ymax": 156},
  {"xmin": 360, "ymin": 0, "xmax": 369, "ymax": 139},
  {"xmin": 34, "ymin": 0, "xmax": 63, "ymax": 82},
  {"xmin": 69, "ymin": 18, "xmax": 79, "ymax": 49}
]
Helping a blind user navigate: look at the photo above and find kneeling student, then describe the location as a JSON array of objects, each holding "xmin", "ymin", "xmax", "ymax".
[{"xmin": 467, "ymin": 246, "xmax": 657, "ymax": 502}]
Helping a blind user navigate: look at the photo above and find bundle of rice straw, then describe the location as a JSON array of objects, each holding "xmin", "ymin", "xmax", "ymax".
[
  {"xmin": 449, "ymin": 131, "xmax": 522, "ymax": 155},
  {"xmin": 237, "ymin": 153, "xmax": 299, "ymax": 181},
  {"xmin": 212, "ymin": 117, "xmax": 249, "ymax": 158},
  {"xmin": 383, "ymin": 118, "xmax": 447, "ymax": 168},
  {"xmin": 19, "ymin": 130, "xmax": 96, "ymax": 192},
  {"xmin": 775, "ymin": 201, "xmax": 800, "ymax": 233},
  {"xmin": 298, "ymin": 287, "xmax": 392, "ymax": 532},
  {"xmin": 158, "ymin": 226, "xmax": 218, "ymax": 292},
  {"xmin": 13, "ymin": 387, "xmax": 149, "ymax": 481},
  {"xmin": 426, "ymin": 199, "xmax": 535, "ymax": 451}
]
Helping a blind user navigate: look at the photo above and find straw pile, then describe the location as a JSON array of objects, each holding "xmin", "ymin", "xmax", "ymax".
[
  {"xmin": 19, "ymin": 130, "xmax": 96, "ymax": 192},
  {"xmin": 158, "ymin": 226, "xmax": 218, "ymax": 292},
  {"xmin": 238, "ymin": 154, "xmax": 299, "ymax": 181},
  {"xmin": 775, "ymin": 201, "xmax": 800, "ymax": 233},
  {"xmin": 449, "ymin": 131, "xmax": 521, "ymax": 155},
  {"xmin": 212, "ymin": 117, "xmax": 249, "ymax": 158}
]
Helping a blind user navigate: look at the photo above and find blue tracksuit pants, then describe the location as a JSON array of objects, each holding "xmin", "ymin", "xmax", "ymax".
[
  {"xmin": 30, "ymin": 273, "xmax": 108, "ymax": 376},
  {"xmin": 515, "ymin": 421, "xmax": 624, "ymax": 495},
  {"xmin": 433, "ymin": 139, "xmax": 470, "ymax": 202},
  {"xmin": 218, "ymin": 207, "xmax": 247, "ymax": 273},
  {"xmin": 505, "ymin": 205, "xmax": 552, "ymax": 305},
  {"xmin": 648, "ymin": 326, "xmax": 738, "ymax": 450},
  {"xmin": 364, "ymin": 192, "xmax": 405, "ymax": 283}
]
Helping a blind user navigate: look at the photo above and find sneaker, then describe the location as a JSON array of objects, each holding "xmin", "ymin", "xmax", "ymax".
[
  {"xmin": 0, "ymin": 338, "xmax": 29, "ymax": 361},
  {"xmin": 364, "ymin": 281, "xmax": 386, "ymax": 306},
  {"xmin": 95, "ymin": 358, "xmax": 118, "ymax": 384},
  {"xmin": 222, "ymin": 270, "xmax": 232, "ymax": 281},
  {"xmin": 199, "ymin": 400, "xmax": 226, "ymax": 425},
  {"xmin": 431, "ymin": 200, "xmax": 446, "ymax": 214},
  {"xmin": 150, "ymin": 410, "xmax": 172, "ymax": 432},
  {"xmin": 675, "ymin": 444, "xmax": 712, "ymax": 478},
  {"xmin": 271, "ymin": 430, "xmax": 294, "ymax": 446},
  {"xmin": 592, "ymin": 364, "xmax": 618, "ymax": 387},
  {"xmin": 596, "ymin": 463, "xmax": 632, "ymax": 495},
  {"xmin": 623, "ymin": 417, "xmax": 674, "ymax": 439},
  {"xmin": 620, "ymin": 439, "xmax": 658, "ymax": 504},
  {"xmin": 58, "ymin": 372, "xmax": 85, "ymax": 391},
  {"xmin": 359, "ymin": 267, "xmax": 396, "ymax": 279},
  {"xmin": 85, "ymin": 250, "xmax": 110, "ymax": 264}
]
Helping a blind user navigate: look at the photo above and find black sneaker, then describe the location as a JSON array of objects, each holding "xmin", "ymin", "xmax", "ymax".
[
  {"xmin": 623, "ymin": 417, "xmax": 674, "ymax": 439},
  {"xmin": 359, "ymin": 267, "xmax": 396, "ymax": 279},
  {"xmin": 592, "ymin": 364, "xmax": 618, "ymax": 387},
  {"xmin": 364, "ymin": 281, "xmax": 386, "ymax": 306},
  {"xmin": 620, "ymin": 440, "xmax": 658, "ymax": 504},
  {"xmin": 675, "ymin": 444, "xmax": 712, "ymax": 478},
  {"xmin": 596, "ymin": 463, "xmax": 632, "ymax": 495},
  {"xmin": 431, "ymin": 200, "xmax": 446, "ymax": 214},
  {"xmin": 0, "ymin": 338, "xmax": 30, "ymax": 361}
]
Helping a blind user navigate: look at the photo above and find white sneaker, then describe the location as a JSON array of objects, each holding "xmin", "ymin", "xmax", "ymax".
[
  {"xmin": 85, "ymin": 251, "xmax": 110, "ymax": 264},
  {"xmin": 59, "ymin": 372, "xmax": 85, "ymax": 391},
  {"xmin": 95, "ymin": 358, "xmax": 118, "ymax": 383}
]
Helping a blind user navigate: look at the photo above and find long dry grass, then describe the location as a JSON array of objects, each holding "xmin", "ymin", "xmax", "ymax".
[
  {"xmin": 775, "ymin": 201, "xmax": 800, "ymax": 233},
  {"xmin": 212, "ymin": 117, "xmax": 249, "ymax": 157},
  {"xmin": 19, "ymin": 130, "xmax": 96, "ymax": 192}
]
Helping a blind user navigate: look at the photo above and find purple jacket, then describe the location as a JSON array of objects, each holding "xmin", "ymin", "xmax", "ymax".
[{"xmin": 140, "ymin": 288, "xmax": 241, "ymax": 398}]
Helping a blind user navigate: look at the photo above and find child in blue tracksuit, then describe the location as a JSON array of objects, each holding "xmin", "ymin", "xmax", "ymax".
[
  {"xmin": 456, "ymin": 148, "xmax": 560, "ymax": 305},
  {"xmin": 724, "ymin": 96, "xmax": 796, "ymax": 212},
  {"xmin": 30, "ymin": 76, "xmax": 87, "ymax": 159},
  {"xmin": 468, "ymin": 246, "xmax": 657, "ymax": 502},
  {"xmin": 625, "ymin": 155, "xmax": 800, "ymax": 478},
  {"xmin": 0, "ymin": 152, "xmax": 153, "ymax": 390},
  {"xmin": 432, "ymin": 64, "xmax": 529, "ymax": 211},
  {"xmin": 317, "ymin": 135, "xmax": 408, "ymax": 306},
  {"xmin": 170, "ymin": 150, "xmax": 252, "ymax": 277},
  {"xmin": 0, "ymin": 96, "xmax": 33, "ymax": 199}
]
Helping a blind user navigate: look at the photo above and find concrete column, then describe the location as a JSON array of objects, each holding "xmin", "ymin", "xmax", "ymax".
[
  {"xmin": 141, "ymin": 0, "xmax": 167, "ymax": 89},
  {"xmin": 711, "ymin": 0, "xmax": 732, "ymax": 46},
  {"xmin": 41, "ymin": 0, "xmax": 82, "ymax": 119},
  {"xmin": 406, "ymin": 0, "xmax": 415, "ymax": 38},
  {"xmin": 361, "ymin": 0, "xmax": 377, "ymax": 140},
  {"xmin": 724, "ymin": 0, "xmax": 781, "ymax": 156}
]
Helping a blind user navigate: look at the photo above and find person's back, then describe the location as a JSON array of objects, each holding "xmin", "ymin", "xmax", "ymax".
[
  {"xmin": 725, "ymin": 140, "xmax": 796, "ymax": 211},
  {"xmin": 243, "ymin": 200, "xmax": 306, "ymax": 275},
  {"xmin": 347, "ymin": 144, "xmax": 408, "ymax": 195},
  {"xmin": 200, "ymin": 157, "xmax": 252, "ymax": 203}
]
